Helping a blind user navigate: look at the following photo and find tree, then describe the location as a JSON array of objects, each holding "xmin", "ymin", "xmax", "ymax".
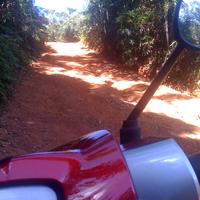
[
  {"xmin": 45, "ymin": 9, "xmax": 83, "ymax": 43},
  {"xmin": 82, "ymin": 0, "xmax": 200, "ymax": 91},
  {"xmin": 0, "ymin": 0, "xmax": 47, "ymax": 102}
]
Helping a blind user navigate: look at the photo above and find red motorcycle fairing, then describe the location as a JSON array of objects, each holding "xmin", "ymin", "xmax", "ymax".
[{"xmin": 0, "ymin": 130, "xmax": 137, "ymax": 200}]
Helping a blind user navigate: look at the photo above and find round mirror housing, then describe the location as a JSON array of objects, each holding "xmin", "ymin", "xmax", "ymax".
[{"xmin": 174, "ymin": 0, "xmax": 200, "ymax": 51}]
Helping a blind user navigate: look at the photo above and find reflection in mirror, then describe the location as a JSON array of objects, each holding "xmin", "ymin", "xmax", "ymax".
[{"xmin": 179, "ymin": 0, "xmax": 200, "ymax": 47}]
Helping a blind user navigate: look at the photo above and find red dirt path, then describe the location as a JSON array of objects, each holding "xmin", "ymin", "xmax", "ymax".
[{"xmin": 0, "ymin": 42, "xmax": 200, "ymax": 160}]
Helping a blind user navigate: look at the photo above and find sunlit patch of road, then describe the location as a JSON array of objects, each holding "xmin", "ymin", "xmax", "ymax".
[
  {"xmin": 45, "ymin": 42, "xmax": 95, "ymax": 56},
  {"xmin": 43, "ymin": 42, "xmax": 200, "ymax": 140}
]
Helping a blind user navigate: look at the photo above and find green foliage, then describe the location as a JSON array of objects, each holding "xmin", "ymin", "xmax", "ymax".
[
  {"xmin": 0, "ymin": 0, "xmax": 47, "ymax": 102},
  {"xmin": 82, "ymin": 0, "xmax": 200, "ymax": 91},
  {"xmin": 82, "ymin": 0, "xmax": 123, "ymax": 53},
  {"xmin": 45, "ymin": 10, "xmax": 82, "ymax": 42},
  {"xmin": 169, "ymin": 50, "xmax": 200, "ymax": 91}
]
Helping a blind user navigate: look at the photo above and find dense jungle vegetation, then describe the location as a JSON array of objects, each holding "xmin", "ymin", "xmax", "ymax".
[
  {"xmin": 40, "ymin": 0, "xmax": 200, "ymax": 92},
  {"xmin": 0, "ymin": 0, "xmax": 47, "ymax": 103},
  {"xmin": 81, "ymin": 0, "xmax": 200, "ymax": 92},
  {"xmin": 1, "ymin": 0, "xmax": 200, "ymax": 104}
]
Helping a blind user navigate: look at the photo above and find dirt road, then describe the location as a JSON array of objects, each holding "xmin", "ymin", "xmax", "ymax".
[{"xmin": 0, "ymin": 42, "xmax": 200, "ymax": 160}]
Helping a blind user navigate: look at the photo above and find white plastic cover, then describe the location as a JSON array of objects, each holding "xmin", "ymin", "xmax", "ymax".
[{"xmin": 0, "ymin": 185, "xmax": 57, "ymax": 200}]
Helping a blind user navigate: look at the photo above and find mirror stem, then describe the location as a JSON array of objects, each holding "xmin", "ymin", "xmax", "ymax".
[
  {"xmin": 120, "ymin": 44, "xmax": 185, "ymax": 144},
  {"xmin": 127, "ymin": 43, "xmax": 185, "ymax": 121}
]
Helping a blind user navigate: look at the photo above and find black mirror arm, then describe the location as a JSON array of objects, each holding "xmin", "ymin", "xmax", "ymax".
[
  {"xmin": 127, "ymin": 43, "xmax": 185, "ymax": 121},
  {"xmin": 120, "ymin": 43, "xmax": 184, "ymax": 144}
]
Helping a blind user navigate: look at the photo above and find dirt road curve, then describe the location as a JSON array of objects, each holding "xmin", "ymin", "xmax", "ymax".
[{"xmin": 0, "ymin": 42, "xmax": 200, "ymax": 160}]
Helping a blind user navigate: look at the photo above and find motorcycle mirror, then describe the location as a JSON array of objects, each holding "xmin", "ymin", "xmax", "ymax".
[
  {"xmin": 174, "ymin": 0, "xmax": 200, "ymax": 51},
  {"xmin": 120, "ymin": 0, "xmax": 200, "ymax": 144}
]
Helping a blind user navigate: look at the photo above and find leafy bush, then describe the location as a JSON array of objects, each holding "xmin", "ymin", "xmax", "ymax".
[
  {"xmin": 0, "ymin": 0, "xmax": 47, "ymax": 102},
  {"xmin": 46, "ymin": 10, "xmax": 82, "ymax": 43},
  {"xmin": 82, "ymin": 0, "xmax": 200, "ymax": 91}
]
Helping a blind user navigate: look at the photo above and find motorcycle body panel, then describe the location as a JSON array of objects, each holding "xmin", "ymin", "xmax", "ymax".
[{"xmin": 0, "ymin": 130, "xmax": 137, "ymax": 200}]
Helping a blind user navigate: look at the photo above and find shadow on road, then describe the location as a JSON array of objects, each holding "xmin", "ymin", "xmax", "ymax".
[{"xmin": 0, "ymin": 42, "xmax": 200, "ymax": 160}]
